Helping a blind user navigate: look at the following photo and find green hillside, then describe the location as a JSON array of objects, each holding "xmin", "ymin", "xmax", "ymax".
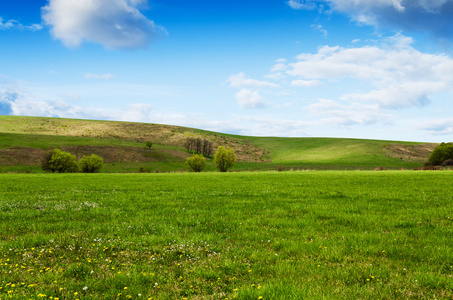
[{"xmin": 0, "ymin": 116, "xmax": 436, "ymax": 172}]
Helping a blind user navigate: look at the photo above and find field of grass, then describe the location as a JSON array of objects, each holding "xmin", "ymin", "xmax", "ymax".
[
  {"xmin": 1, "ymin": 171, "xmax": 452, "ymax": 299},
  {"xmin": 0, "ymin": 116, "xmax": 437, "ymax": 172}
]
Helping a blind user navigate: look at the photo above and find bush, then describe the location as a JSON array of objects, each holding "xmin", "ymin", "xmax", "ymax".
[
  {"xmin": 442, "ymin": 159, "xmax": 453, "ymax": 166},
  {"xmin": 145, "ymin": 141, "xmax": 153, "ymax": 149},
  {"xmin": 185, "ymin": 154, "xmax": 206, "ymax": 172},
  {"xmin": 214, "ymin": 146, "xmax": 236, "ymax": 172},
  {"xmin": 79, "ymin": 154, "xmax": 104, "ymax": 173},
  {"xmin": 428, "ymin": 142, "xmax": 453, "ymax": 165},
  {"xmin": 277, "ymin": 165, "xmax": 286, "ymax": 172},
  {"xmin": 42, "ymin": 149, "xmax": 78, "ymax": 173},
  {"xmin": 41, "ymin": 150, "xmax": 55, "ymax": 173}
]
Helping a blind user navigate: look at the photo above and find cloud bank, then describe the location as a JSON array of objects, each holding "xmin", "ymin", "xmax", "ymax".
[
  {"xmin": 287, "ymin": 35, "xmax": 453, "ymax": 109},
  {"xmin": 41, "ymin": 0, "xmax": 165, "ymax": 49},
  {"xmin": 288, "ymin": 0, "xmax": 453, "ymax": 38},
  {"xmin": 0, "ymin": 87, "xmax": 153, "ymax": 123}
]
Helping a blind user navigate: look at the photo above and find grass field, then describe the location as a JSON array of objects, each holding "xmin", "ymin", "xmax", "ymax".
[{"xmin": 1, "ymin": 171, "xmax": 452, "ymax": 299}]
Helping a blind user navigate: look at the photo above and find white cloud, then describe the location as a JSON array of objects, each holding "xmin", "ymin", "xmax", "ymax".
[
  {"xmin": 287, "ymin": 34, "xmax": 453, "ymax": 108},
  {"xmin": 287, "ymin": 0, "xmax": 319, "ymax": 10},
  {"xmin": 235, "ymin": 89, "xmax": 266, "ymax": 109},
  {"xmin": 420, "ymin": 118, "xmax": 453, "ymax": 135},
  {"xmin": 288, "ymin": 0, "xmax": 453, "ymax": 39},
  {"xmin": 291, "ymin": 79, "xmax": 322, "ymax": 87},
  {"xmin": 307, "ymin": 99, "xmax": 391, "ymax": 126},
  {"xmin": 0, "ymin": 17, "xmax": 43, "ymax": 31},
  {"xmin": 311, "ymin": 24, "xmax": 328, "ymax": 37},
  {"xmin": 1, "ymin": 85, "xmax": 154, "ymax": 122},
  {"xmin": 227, "ymin": 73, "xmax": 279, "ymax": 88},
  {"xmin": 41, "ymin": 0, "xmax": 165, "ymax": 49},
  {"xmin": 85, "ymin": 73, "xmax": 114, "ymax": 80},
  {"xmin": 271, "ymin": 63, "xmax": 288, "ymax": 73}
]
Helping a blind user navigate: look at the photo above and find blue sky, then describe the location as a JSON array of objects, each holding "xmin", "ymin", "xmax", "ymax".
[{"xmin": 1, "ymin": 0, "xmax": 453, "ymax": 142}]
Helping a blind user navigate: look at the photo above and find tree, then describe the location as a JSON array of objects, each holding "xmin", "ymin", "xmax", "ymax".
[
  {"xmin": 428, "ymin": 142, "xmax": 453, "ymax": 165},
  {"xmin": 42, "ymin": 149, "xmax": 78, "ymax": 173},
  {"xmin": 79, "ymin": 154, "xmax": 104, "ymax": 173},
  {"xmin": 41, "ymin": 150, "xmax": 55, "ymax": 173},
  {"xmin": 185, "ymin": 154, "xmax": 206, "ymax": 172},
  {"xmin": 145, "ymin": 141, "xmax": 153, "ymax": 149},
  {"xmin": 184, "ymin": 138, "xmax": 213, "ymax": 157},
  {"xmin": 214, "ymin": 146, "xmax": 236, "ymax": 172}
]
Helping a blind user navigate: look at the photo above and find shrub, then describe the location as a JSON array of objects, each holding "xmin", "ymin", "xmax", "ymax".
[
  {"xmin": 214, "ymin": 146, "xmax": 236, "ymax": 172},
  {"xmin": 41, "ymin": 150, "xmax": 55, "ymax": 173},
  {"xmin": 145, "ymin": 141, "xmax": 153, "ymax": 149},
  {"xmin": 428, "ymin": 142, "xmax": 453, "ymax": 165},
  {"xmin": 442, "ymin": 159, "xmax": 453, "ymax": 166},
  {"xmin": 277, "ymin": 165, "xmax": 286, "ymax": 172},
  {"xmin": 42, "ymin": 149, "xmax": 78, "ymax": 173},
  {"xmin": 79, "ymin": 154, "xmax": 104, "ymax": 173},
  {"xmin": 185, "ymin": 154, "xmax": 206, "ymax": 172}
]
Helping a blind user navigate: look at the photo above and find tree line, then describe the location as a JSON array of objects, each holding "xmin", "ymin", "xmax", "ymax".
[{"xmin": 183, "ymin": 138, "xmax": 213, "ymax": 157}]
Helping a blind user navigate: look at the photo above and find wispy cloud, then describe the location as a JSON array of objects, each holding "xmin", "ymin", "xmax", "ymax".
[
  {"xmin": 0, "ymin": 17, "xmax": 43, "ymax": 31},
  {"xmin": 227, "ymin": 73, "xmax": 279, "ymax": 88},
  {"xmin": 287, "ymin": 0, "xmax": 319, "ymax": 10},
  {"xmin": 1, "ymin": 86, "xmax": 154, "ymax": 123},
  {"xmin": 311, "ymin": 24, "xmax": 328, "ymax": 37},
  {"xmin": 235, "ymin": 89, "xmax": 266, "ymax": 109},
  {"xmin": 41, "ymin": 0, "xmax": 166, "ymax": 49},
  {"xmin": 287, "ymin": 0, "xmax": 453, "ymax": 39},
  {"xmin": 85, "ymin": 73, "xmax": 114, "ymax": 80},
  {"xmin": 420, "ymin": 119, "xmax": 453, "ymax": 135}
]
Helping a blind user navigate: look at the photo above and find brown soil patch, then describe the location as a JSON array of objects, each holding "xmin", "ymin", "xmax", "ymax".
[
  {"xmin": 62, "ymin": 146, "xmax": 191, "ymax": 163},
  {"xmin": 383, "ymin": 143, "xmax": 437, "ymax": 162},
  {"xmin": 0, "ymin": 146, "xmax": 192, "ymax": 166},
  {"xmin": 0, "ymin": 147, "xmax": 46, "ymax": 165}
]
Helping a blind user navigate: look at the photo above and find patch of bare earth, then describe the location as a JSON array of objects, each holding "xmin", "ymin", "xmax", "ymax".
[
  {"xmin": 0, "ymin": 147, "xmax": 46, "ymax": 165},
  {"xmin": 383, "ymin": 143, "xmax": 437, "ymax": 162},
  {"xmin": 62, "ymin": 146, "xmax": 192, "ymax": 163},
  {"xmin": 0, "ymin": 146, "xmax": 191, "ymax": 166}
]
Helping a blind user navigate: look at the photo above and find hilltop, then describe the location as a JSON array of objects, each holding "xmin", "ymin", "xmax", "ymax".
[{"xmin": 0, "ymin": 116, "xmax": 436, "ymax": 172}]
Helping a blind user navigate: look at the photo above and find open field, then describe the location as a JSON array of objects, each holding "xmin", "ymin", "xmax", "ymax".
[
  {"xmin": 0, "ymin": 116, "xmax": 437, "ymax": 172},
  {"xmin": 1, "ymin": 171, "xmax": 452, "ymax": 299}
]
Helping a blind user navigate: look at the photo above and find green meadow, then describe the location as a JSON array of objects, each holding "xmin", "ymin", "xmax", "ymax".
[{"xmin": 1, "ymin": 171, "xmax": 452, "ymax": 299}]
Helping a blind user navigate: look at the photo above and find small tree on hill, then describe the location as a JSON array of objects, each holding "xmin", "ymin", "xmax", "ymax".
[
  {"xmin": 428, "ymin": 142, "xmax": 453, "ymax": 165},
  {"xmin": 186, "ymin": 154, "xmax": 206, "ymax": 172},
  {"xmin": 214, "ymin": 146, "xmax": 236, "ymax": 172},
  {"xmin": 42, "ymin": 149, "xmax": 78, "ymax": 173},
  {"xmin": 145, "ymin": 141, "xmax": 153, "ymax": 149},
  {"xmin": 79, "ymin": 154, "xmax": 104, "ymax": 173}
]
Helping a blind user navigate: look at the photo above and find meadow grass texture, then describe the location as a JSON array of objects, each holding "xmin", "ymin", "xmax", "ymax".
[{"xmin": 0, "ymin": 171, "xmax": 452, "ymax": 299}]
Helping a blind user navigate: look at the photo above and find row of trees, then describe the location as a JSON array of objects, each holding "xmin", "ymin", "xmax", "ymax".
[
  {"xmin": 186, "ymin": 146, "xmax": 236, "ymax": 172},
  {"xmin": 41, "ymin": 149, "xmax": 104, "ymax": 173},
  {"xmin": 184, "ymin": 138, "xmax": 213, "ymax": 157}
]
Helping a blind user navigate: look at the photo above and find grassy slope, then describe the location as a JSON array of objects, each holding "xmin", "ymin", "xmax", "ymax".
[
  {"xmin": 245, "ymin": 137, "xmax": 429, "ymax": 169},
  {"xmin": 0, "ymin": 116, "xmax": 436, "ymax": 172}
]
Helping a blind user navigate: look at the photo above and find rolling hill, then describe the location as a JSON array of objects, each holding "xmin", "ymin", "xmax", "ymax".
[{"xmin": 0, "ymin": 115, "xmax": 436, "ymax": 173}]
